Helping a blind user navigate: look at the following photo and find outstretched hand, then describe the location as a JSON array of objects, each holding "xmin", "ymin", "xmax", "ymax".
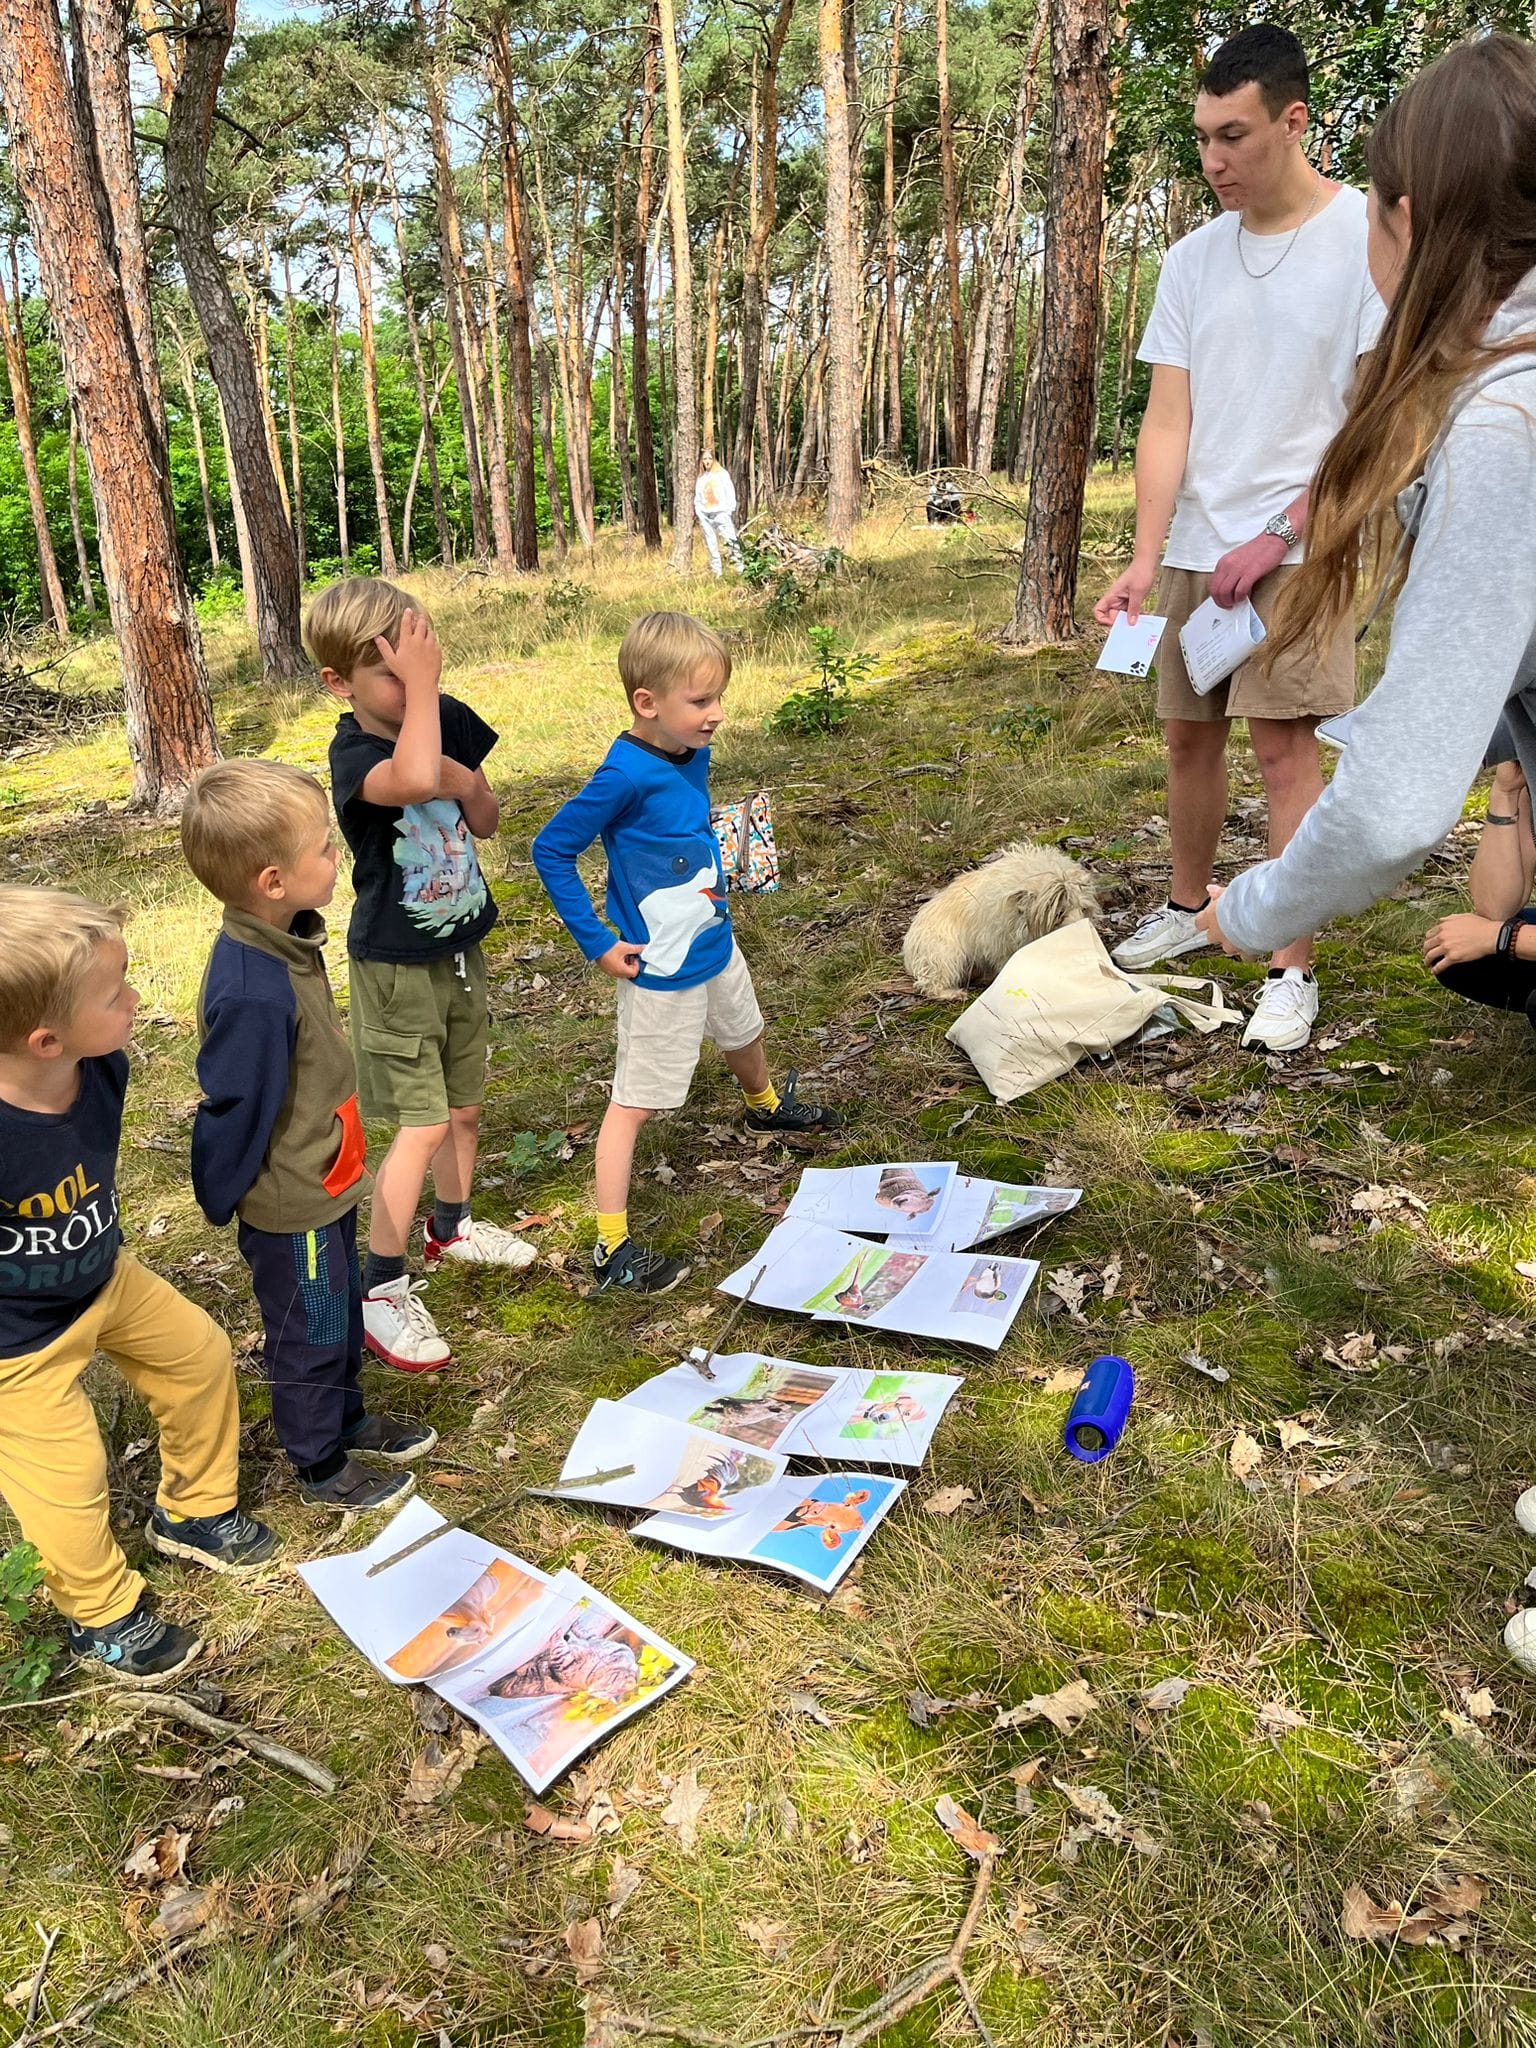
[{"xmin": 1194, "ymin": 884, "xmax": 1247, "ymax": 958}]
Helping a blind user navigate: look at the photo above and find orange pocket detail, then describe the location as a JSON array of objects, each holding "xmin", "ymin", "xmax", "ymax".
[{"xmin": 323, "ymin": 1094, "xmax": 368, "ymax": 1198}]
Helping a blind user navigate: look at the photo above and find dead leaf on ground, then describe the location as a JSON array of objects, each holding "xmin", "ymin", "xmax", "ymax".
[
  {"xmin": 743, "ymin": 1916, "xmax": 790, "ymax": 1961},
  {"xmin": 1297, "ymin": 1471, "xmax": 1344, "ymax": 1498},
  {"xmin": 1440, "ymin": 1709, "xmax": 1494, "ymax": 1754},
  {"xmin": 1228, "ymin": 1430, "xmax": 1264, "ymax": 1482},
  {"xmin": 1460, "ymin": 1686, "xmax": 1498, "ymax": 1723},
  {"xmin": 784, "ymin": 1690, "xmax": 834, "ymax": 1727},
  {"xmin": 1140, "ymin": 1677, "xmax": 1192, "ymax": 1713},
  {"xmin": 697, "ymin": 1211, "xmax": 723, "ymax": 1241},
  {"xmin": 606, "ymin": 1854, "xmax": 642, "ymax": 1922},
  {"xmin": 934, "ymin": 1794, "xmax": 1000, "ymax": 1861},
  {"xmin": 1257, "ymin": 1701, "xmax": 1309, "ymax": 1738},
  {"xmin": 1183, "ymin": 1348, "xmax": 1230, "ymax": 1383},
  {"xmin": 403, "ymin": 1727, "xmax": 486, "ymax": 1806},
  {"xmin": 123, "ymin": 1823, "xmax": 191, "ymax": 1886},
  {"xmin": 1277, "ymin": 1417, "xmax": 1344, "ymax": 1452},
  {"xmin": 525, "ymin": 1802, "xmax": 593, "ymax": 1843},
  {"xmin": 1053, "ymin": 1780, "xmax": 1160, "ymax": 1858},
  {"xmin": 1100, "ymin": 1255, "xmax": 1123, "ymax": 1299},
  {"xmin": 1383, "ymin": 1762, "xmax": 1450, "ymax": 1824},
  {"xmin": 565, "ymin": 1917, "xmax": 605, "ymax": 1983},
  {"xmin": 995, "ymin": 1678, "xmax": 1098, "ymax": 1736},
  {"xmin": 924, "ymin": 1484, "xmax": 977, "ymax": 1517},
  {"xmin": 1046, "ymin": 1267, "xmax": 1090, "ymax": 1318},
  {"xmin": 660, "ymin": 1768, "xmax": 710, "ymax": 1852},
  {"xmin": 1341, "ymin": 1874, "xmax": 1486, "ymax": 1949},
  {"xmin": 153, "ymin": 1883, "xmax": 224, "ymax": 1942},
  {"xmin": 1040, "ymin": 1367, "xmax": 1085, "ymax": 1396}
]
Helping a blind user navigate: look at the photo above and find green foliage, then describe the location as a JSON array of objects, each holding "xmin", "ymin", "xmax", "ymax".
[
  {"xmin": 988, "ymin": 703, "xmax": 1054, "ymax": 750},
  {"xmin": 768, "ymin": 625, "xmax": 875, "ymax": 737},
  {"xmin": 195, "ymin": 569, "xmax": 247, "ymax": 622},
  {"xmin": 503, "ymin": 1128, "xmax": 571, "ymax": 1176},
  {"xmin": 0, "ymin": 1542, "xmax": 58, "ymax": 1701},
  {"xmin": 543, "ymin": 579, "xmax": 591, "ymax": 632}
]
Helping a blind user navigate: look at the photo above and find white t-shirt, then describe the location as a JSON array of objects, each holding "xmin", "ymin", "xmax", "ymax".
[
  {"xmin": 695, "ymin": 467, "xmax": 736, "ymax": 518},
  {"xmin": 1137, "ymin": 184, "xmax": 1385, "ymax": 570}
]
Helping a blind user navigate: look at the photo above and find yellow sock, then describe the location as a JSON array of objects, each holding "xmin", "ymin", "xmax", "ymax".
[
  {"xmin": 743, "ymin": 1082, "xmax": 780, "ymax": 1113},
  {"xmin": 596, "ymin": 1211, "xmax": 629, "ymax": 1257}
]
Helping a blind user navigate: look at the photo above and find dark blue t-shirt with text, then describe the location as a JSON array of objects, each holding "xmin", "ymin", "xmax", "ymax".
[{"xmin": 0, "ymin": 1052, "xmax": 126, "ymax": 1357}]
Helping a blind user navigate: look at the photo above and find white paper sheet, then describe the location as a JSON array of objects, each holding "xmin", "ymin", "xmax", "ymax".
[
  {"xmin": 1096, "ymin": 612, "xmax": 1167, "ymax": 677},
  {"xmin": 614, "ymin": 1349, "xmax": 844, "ymax": 1452},
  {"xmin": 432, "ymin": 1570, "xmax": 693, "ymax": 1795},
  {"xmin": 633, "ymin": 1472, "xmax": 906, "ymax": 1591},
  {"xmin": 534, "ymin": 1399, "xmax": 787, "ymax": 1519},
  {"xmin": 781, "ymin": 1367, "xmax": 964, "ymax": 1466},
  {"xmin": 1178, "ymin": 594, "xmax": 1266, "ymax": 696},
  {"xmin": 718, "ymin": 1218, "xmax": 1039, "ymax": 1351},
  {"xmin": 785, "ymin": 1162, "xmax": 958, "ymax": 1237},
  {"xmin": 884, "ymin": 1176, "xmax": 1082, "ymax": 1253}
]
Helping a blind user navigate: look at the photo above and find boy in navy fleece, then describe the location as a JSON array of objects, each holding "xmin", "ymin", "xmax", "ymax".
[
  {"xmin": 532, "ymin": 612, "xmax": 839, "ymax": 1295},
  {"xmin": 182, "ymin": 760, "xmax": 437, "ymax": 1512}
]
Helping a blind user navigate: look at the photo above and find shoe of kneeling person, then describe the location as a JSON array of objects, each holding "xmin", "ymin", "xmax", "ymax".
[
  {"xmin": 144, "ymin": 1503, "xmax": 281, "ymax": 1576},
  {"xmin": 743, "ymin": 1069, "xmax": 844, "ymax": 1135},
  {"xmin": 1112, "ymin": 903, "xmax": 1210, "ymax": 971},
  {"xmin": 342, "ymin": 1412, "xmax": 439, "ymax": 1465},
  {"xmin": 68, "ymin": 1598, "xmax": 204, "ymax": 1685},
  {"xmin": 299, "ymin": 1457, "xmax": 415, "ymax": 1512},
  {"xmin": 1241, "ymin": 968, "xmax": 1319, "ymax": 1053},
  {"xmin": 362, "ymin": 1275, "xmax": 452, "ymax": 1373},
  {"xmin": 1505, "ymin": 1606, "xmax": 1536, "ymax": 1677},
  {"xmin": 1515, "ymin": 1484, "xmax": 1536, "ymax": 1538},
  {"xmin": 423, "ymin": 1214, "xmax": 538, "ymax": 1269},
  {"xmin": 592, "ymin": 1238, "xmax": 691, "ymax": 1296}
]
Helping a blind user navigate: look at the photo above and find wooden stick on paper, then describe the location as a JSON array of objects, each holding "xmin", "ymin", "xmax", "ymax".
[
  {"xmin": 365, "ymin": 1519, "xmax": 457, "ymax": 1579},
  {"xmin": 692, "ymin": 1263, "xmax": 767, "ymax": 1380},
  {"xmin": 542, "ymin": 1463, "xmax": 638, "ymax": 1496}
]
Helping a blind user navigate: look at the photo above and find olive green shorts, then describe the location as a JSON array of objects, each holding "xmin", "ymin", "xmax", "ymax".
[{"xmin": 349, "ymin": 946, "xmax": 488, "ymax": 1129}]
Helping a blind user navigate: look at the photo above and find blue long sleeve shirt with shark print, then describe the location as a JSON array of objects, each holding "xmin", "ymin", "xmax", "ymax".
[{"xmin": 532, "ymin": 733, "xmax": 733, "ymax": 992}]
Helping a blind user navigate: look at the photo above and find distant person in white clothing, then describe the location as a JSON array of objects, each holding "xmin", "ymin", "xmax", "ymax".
[
  {"xmin": 694, "ymin": 455, "xmax": 741, "ymax": 577},
  {"xmin": 1095, "ymin": 24, "xmax": 1384, "ymax": 1053}
]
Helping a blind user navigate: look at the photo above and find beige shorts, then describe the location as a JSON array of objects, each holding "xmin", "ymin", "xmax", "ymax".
[
  {"xmin": 613, "ymin": 945, "xmax": 765, "ymax": 1111},
  {"xmin": 1155, "ymin": 564, "xmax": 1356, "ymax": 723}
]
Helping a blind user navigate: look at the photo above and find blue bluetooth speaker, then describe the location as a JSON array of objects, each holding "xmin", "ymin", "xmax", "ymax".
[{"xmin": 1063, "ymin": 1354, "xmax": 1134, "ymax": 1462}]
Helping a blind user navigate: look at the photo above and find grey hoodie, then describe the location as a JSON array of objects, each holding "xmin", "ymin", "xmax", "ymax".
[{"xmin": 1219, "ymin": 274, "xmax": 1536, "ymax": 955}]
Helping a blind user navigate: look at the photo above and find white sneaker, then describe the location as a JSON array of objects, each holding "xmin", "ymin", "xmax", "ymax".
[
  {"xmin": 423, "ymin": 1215, "xmax": 538, "ymax": 1270},
  {"xmin": 1241, "ymin": 968, "xmax": 1319, "ymax": 1052},
  {"xmin": 1515, "ymin": 1485, "xmax": 1536, "ymax": 1537},
  {"xmin": 362, "ymin": 1276, "xmax": 452, "ymax": 1374},
  {"xmin": 1112, "ymin": 904, "xmax": 1209, "ymax": 971},
  {"xmin": 1504, "ymin": 1607, "xmax": 1536, "ymax": 1677}
]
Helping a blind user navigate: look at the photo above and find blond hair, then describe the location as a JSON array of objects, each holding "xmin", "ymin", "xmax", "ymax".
[
  {"xmin": 181, "ymin": 759, "xmax": 330, "ymax": 904},
  {"xmin": 303, "ymin": 576, "xmax": 425, "ymax": 681},
  {"xmin": 0, "ymin": 887, "xmax": 126, "ymax": 1048},
  {"xmin": 617, "ymin": 612, "xmax": 731, "ymax": 706}
]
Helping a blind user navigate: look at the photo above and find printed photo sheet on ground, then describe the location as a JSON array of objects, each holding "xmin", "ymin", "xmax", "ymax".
[
  {"xmin": 785, "ymin": 1162, "xmax": 959, "ymax": 1237},
  {"xmin": 633, "ymin": 1471, "xmax": 906, "ymax": 1592},
  {"xmin": 531, "ymin": 1398, "xmax": 788, "ymax": 1518},
  {"xmin": 659, "ymin": 1350, "xmax": 965, "ymax": 1467},
  {"xmin": 297, "ymin": 1498, "xmax": 692, "ymax": 1793},
  {"xmin": 882, "ymin": 1176, "xmax": 1083, "ymax": 1254},
  {"xmin": 719, "ymin": 1217, "xmax": 1039, "ymax": 1350},
  {"xmin": 614, "ymin": 1349, "xmax": 846, "ymax": 1455}
]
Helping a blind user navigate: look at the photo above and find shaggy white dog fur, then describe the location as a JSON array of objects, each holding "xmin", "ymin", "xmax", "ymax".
[{"xmin": 902, "ymin": 841, "xmax": 1099, "ymax": 999}]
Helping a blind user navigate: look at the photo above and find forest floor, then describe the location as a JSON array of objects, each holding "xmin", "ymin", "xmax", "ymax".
[{"xmin": 1, "ymin": 482, "xmax": 1535, "ymax": 2048}]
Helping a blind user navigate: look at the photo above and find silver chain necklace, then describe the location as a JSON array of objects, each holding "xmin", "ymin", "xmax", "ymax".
[{"xmin": 1236, "ymin": 171, "xmax": 1323, "ymax": 280}]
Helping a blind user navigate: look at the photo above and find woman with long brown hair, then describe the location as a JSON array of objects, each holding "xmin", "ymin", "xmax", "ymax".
[{"xmin": 1196, "ymin": 32, "xmax": 1536, "ymax": 1669}]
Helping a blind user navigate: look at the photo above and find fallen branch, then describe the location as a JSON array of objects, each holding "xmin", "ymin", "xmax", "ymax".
[
  {"xmin": 846, "ymin": 762, "xmax": 960, "ymax": 794},
  {"xmin": 692, "ymin": 1263, "xmax": 766, "ymax": 1381},
  {"xmin": 124, "ymin": 1692, "xmax": 337, "ymax": 1796},
  {"xmin": 23, "ymin": 1924, "xmax": 61, "ymax": 2029}
]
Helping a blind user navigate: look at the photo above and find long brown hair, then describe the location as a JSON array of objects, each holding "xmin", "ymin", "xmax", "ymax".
[{"xmin": 1269, "ymin": 34, "xmax": 1536, "ymax": 667}]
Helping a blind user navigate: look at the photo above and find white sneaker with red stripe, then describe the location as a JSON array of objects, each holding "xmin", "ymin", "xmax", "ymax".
[
  {"xmin": 423, "ymin": 1215, "xmax": 537, "ymax": 1269},
  {"xmin": 362, "ymin": 1276, "xmax": 452, "ymax": 1373}
]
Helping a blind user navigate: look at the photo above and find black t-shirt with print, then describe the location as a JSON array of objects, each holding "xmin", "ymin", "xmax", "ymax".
[
  {"xmin": 329, "ymin": 694, "xmax": 500, "ymax": 963},
  {"xmin": 0, "ymin": 1051, "xmax": 127, "ymax": 1358}
]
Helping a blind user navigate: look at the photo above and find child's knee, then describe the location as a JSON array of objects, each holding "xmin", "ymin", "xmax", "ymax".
[{"xmin": 448, "ymin": 1102, "xmax": 481, "ymax": 1130}]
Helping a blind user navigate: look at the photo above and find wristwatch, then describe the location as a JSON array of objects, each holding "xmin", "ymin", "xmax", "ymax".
[{"xmin": 1263, "ymin": 510, "xmax": 1300, "ymax": 549}]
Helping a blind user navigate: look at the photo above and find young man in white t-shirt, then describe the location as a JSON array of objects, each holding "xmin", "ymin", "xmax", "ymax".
[{"xmin": 1096, "ymin": 25, "xmax": 1383, "ymax": 1051}]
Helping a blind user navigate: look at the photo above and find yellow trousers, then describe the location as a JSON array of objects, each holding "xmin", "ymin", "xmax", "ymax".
[{"xmin": 0, "ymin": 1254, "xmax": 239, "ymax": 1626}]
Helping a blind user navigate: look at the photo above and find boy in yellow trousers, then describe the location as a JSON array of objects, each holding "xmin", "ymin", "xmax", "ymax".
[{"xmin": 0, "ymin": 888, "xmax": 278, "ymax": 1683}]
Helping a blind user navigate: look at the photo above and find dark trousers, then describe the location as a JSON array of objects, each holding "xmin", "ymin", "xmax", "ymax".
[
  {"xmin": 1434, "ymin": 955, "xmax": 1536, "ymax": 1025},
  {"xmin": 237, "ymin": 1207, "xmax": 365, "ymax": 1473}
]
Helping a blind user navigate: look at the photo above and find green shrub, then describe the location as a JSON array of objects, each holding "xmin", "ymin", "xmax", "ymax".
[{"xmin": 768, "ymin": 626, "xmax": 875, "ymax": 737}]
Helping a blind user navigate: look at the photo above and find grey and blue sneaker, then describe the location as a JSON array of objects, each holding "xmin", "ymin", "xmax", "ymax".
[
  {"xmin": 342, "ymin": 1412, "xmax": 439, "ymax": 1465},
  {"xmin": 144, "ymin": 1505, "xmax": 281, "ymax": 1576},
  {"xmin": 592, "ymin": 1239, "xmax": 691, "ymax": 1297},
  {"xmin": 68, "ymin": 1598, "xmax": 203, "ymax": 1686},
  {"xmin": 743, "ymin": 1069, "xmax": 843, "ymax": 1135}
]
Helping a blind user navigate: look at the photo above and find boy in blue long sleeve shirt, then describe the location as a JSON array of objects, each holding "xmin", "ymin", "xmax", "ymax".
[{"xmin": 532, "ymin": 612, "xmax": 839, "ymax": 1295}]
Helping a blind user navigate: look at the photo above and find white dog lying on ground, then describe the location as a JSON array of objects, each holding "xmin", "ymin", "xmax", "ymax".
[{"xmin": 902, "ymin": 841, "xmax": 1099, "ymax": 999}]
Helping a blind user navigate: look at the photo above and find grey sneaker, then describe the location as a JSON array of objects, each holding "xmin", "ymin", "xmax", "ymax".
[
  {"xmin": 1112, "ymin": 904, "xmax": 1209, "ymax": 971},
  {"xmin": 299, "ymin": 1457, "xmax": 415, "ymax": 1513},
  {"xmin": 68, "ymin": 1598, "xmax": 203, "ymax": 1686},
  {"xmin": 592, "ymin": 1239, "xmax": 691, "ymax": 1296},
  {"xmin": 342, "ymin": 1413, "xmax": 438, "ymax": 1465},
  {"xmin": 145, "ymin": 1505, "xmax": 281, "ymax": 1576}
]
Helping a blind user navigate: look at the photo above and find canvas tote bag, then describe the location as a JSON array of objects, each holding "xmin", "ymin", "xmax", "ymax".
[
  {"xmin": 710, "ymin": 789, "xmax": 781, "ymax": 892},
  {"xmin": 946, "ymin": 917, "xmax": 1241, "ymax": 1101}
]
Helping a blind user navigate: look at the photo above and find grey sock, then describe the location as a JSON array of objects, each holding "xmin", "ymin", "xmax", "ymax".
[
  {"xmin": 363, "ymin": 1252, "xmax": 407, "ymax": 1294},
  {"xmin": 432, "ymin": 1197, "xmax": 470, "ymax": 1243}
]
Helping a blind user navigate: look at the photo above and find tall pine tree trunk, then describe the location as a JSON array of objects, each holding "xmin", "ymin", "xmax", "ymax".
[
  {"xmin": 381, "ymin": 125, "xmax": 453, "ymax": 566},
  {"xmin": 164, "ymin": 0, "xmax": 305, "ymax": 679},
  {"xmin": 732, "ymin": 0, "xmax": 794, "ymax": 509},
  {"xmin": 656, "ymin": 0, "xmax": 697, "ymax": 569},
  {"xmin": 819, "ymin": 0, "xmax": 862, "ymax": 541},
  {"xmin": 1004, "ymin": 0, "xmax": 1111, "ymax": 644},
  {"xmin": 630, "ymin": 5, "xmax": 663, "ymax": 549},
  {"xmin": 0, "ymin": 0, "xmax": 216, "ymax": 808},
  {"xmin": 347, "ymin": 173, "xmax": 398, "ymax": 577},
  {"xmin": 327, "ymin": 269, "xmax": 350, "ymax": 571},
  {"xmin": 488, "ymin": 22, "xmax": 541, "ymax": 570},
  {"xmin": 280, "ymin": 248, "xmax": 307, "ymax": 579},
  {"xmin": 173, "ymin": 328, "xmax": 221, "ymax": 572},
  {"xmin": 611, "ymin": 127, "xmax": 637, "ymax": 536},
  {"xmin": 66, "ymin": 401, "xmax": 97, "ymax": 616},
  {"xmin": 0, "ymin": 254, "xmax": 69, "ymax": 634},
  {"xmin": 1110, "ymin": 192, "xmax": 1145, "ymax": 472},
  {"xmin": 935, "ymin": 0, "xmax": 967, "ymax": 467},
  {"xmin": 881, "ymin": 0, "xmax": 904, "ymax": 461},
  {"xmin": 971, "ymin": 10, "xmax": 1045, "ymax": 471}
]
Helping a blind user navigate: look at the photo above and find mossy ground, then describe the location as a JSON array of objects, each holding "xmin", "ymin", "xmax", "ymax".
[{"xmin": 2, "ymin": 485, "xmax": 1535, "ymax": 2046}]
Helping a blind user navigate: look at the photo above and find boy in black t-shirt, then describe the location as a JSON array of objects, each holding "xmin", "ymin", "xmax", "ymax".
[
  {"xmin": 310, "ymin": 579, "xmax": 534, "ymax": 1374},
  {"xmin": 0, "ymin": 888, "xmax": 278, "ymax": 1684}
]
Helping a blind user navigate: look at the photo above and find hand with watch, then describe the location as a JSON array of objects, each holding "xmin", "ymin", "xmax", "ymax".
[
  {"xmin": 1209, "ymin": 507, "xmax": 1301, "ymax": 609},
  {"xmin": 1423, "ymin": 908, "xmax": 1536, "ymax": 972}
]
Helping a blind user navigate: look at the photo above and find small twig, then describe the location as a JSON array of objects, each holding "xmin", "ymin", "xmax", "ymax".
[
  {"xmin": 693, "ymin": 1264, "xmax": 767, "ymax": 1379},
  {"xmin": 838, "ymin": 1846, "xmax": 999, "ymax": 2048},
  {"xmin": 125, "ymin": 1693, "xmax": 337, "ymax": 1796},
  {"xmin": 952, "ymin": 1966, "xmax": 998, "ymax": 2048},
  {"xmin": 598, "ymin": 2016, "xmax": 833, "ymax": 2048},
  {"xmin": 365, "ymin": 1519, "xmax": 456, "ymax": 1578},
  {"xmin": 541, "ymin": 1463, "xmax": 638, "ymax": 1495},
  {"xmin": 846, "ymin": 762, "xmax": 959, "ymax": 795},
  {"xmin": 24, "ymin": 1924, "xmax": 61, "ymax": 2029}
]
